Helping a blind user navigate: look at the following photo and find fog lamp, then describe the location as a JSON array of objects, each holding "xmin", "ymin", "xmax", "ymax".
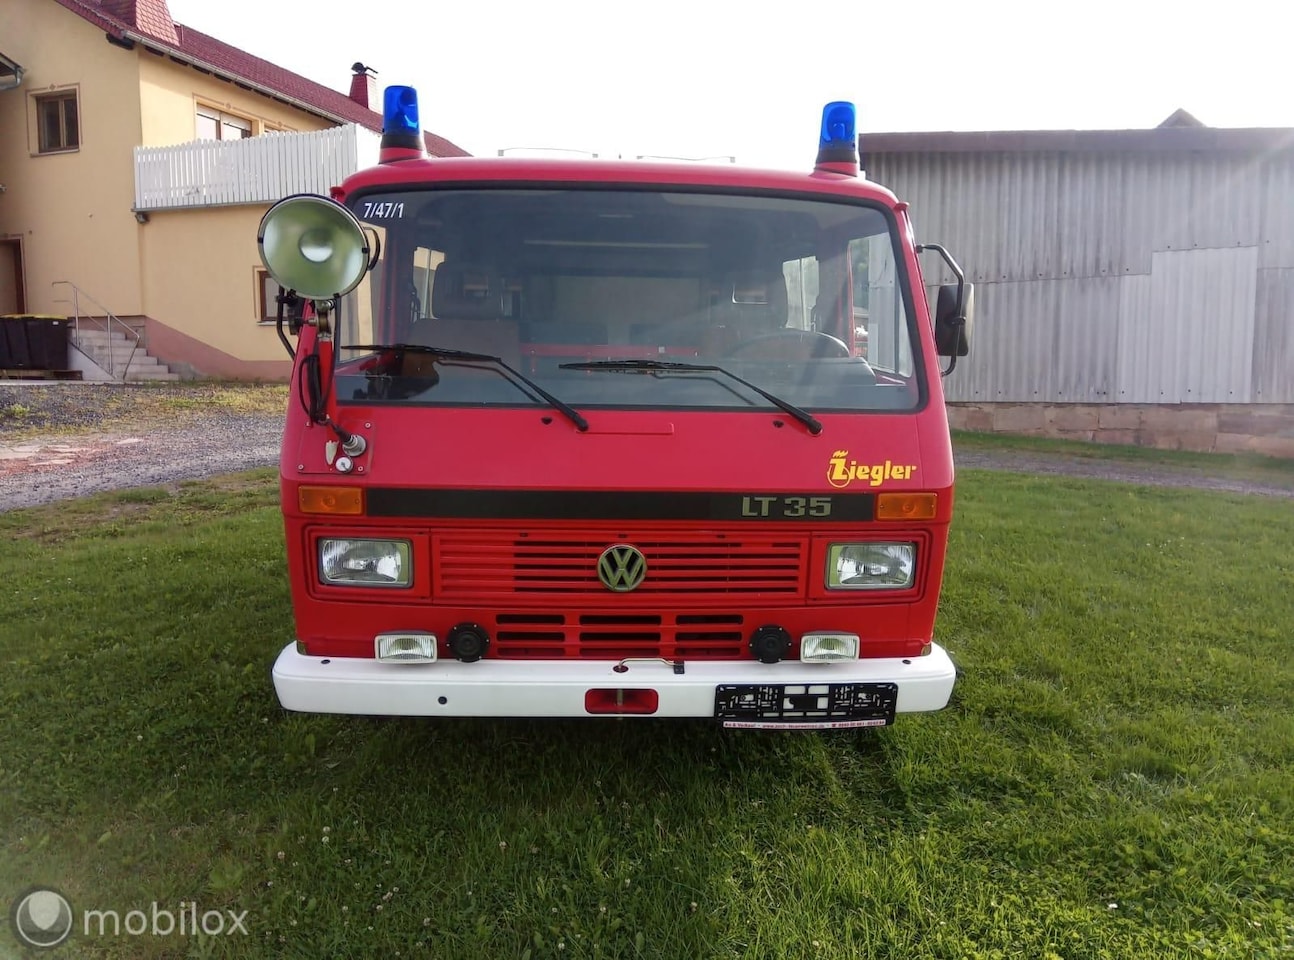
[
  {"xmin": 376, "ymin": 632, "xmax": 437, "ymax": 663},
  {"xmin": 800, "ymin": 632, "xmax": 860, "ymax": 662}
]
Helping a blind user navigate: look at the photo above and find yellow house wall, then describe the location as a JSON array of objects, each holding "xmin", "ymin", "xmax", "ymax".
[
  {"xmin": 137, "ymin": 54, "xmax": 332, "ymax": 147},
  {"xmin": 1, "ymin": 0, "xmax": 360, "ymax": 374},
  {"xmin": 0, "ymin": 0, "xmax": 145, "ymax": 316},
  {"xmin": 139, "ymin": 205, "xmax": 288, "ymax": 363}
]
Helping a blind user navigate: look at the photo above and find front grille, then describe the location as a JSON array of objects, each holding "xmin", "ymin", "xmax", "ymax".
[
  {"xmin": 435, "ymin": 531, "xmax": 806, "ymax": 600},
  {"xmin": 492, "ymin": 612, "xmax": 746, "ymax": 660}
]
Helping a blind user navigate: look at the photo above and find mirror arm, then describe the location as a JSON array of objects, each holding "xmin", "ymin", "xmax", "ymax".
[
  {"xmin": 939, "ymin": 339, "xmax": 961, "ymax": 377},
  {"xmin": 299, "ymin": 343, "xmax": 324, "ymax": 424},
  {"xmin": 918, "ymin": 243, "xmax": 969, "ymax": 376},
  {"xmin": 916, "ymin": 243, "xmax": 967, "ymax": 316},
  {"xmin": 274, "ymin": 286, "xmax": 302, "ymax": 360},
  {"xmin": 296, "ymin": 298, "xmax": 356, "ymax": 445}
]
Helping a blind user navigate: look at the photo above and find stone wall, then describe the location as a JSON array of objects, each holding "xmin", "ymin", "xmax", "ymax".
[{"xmin": 947, "ymin": 403, "xmax": 1294, "ymax": 458}]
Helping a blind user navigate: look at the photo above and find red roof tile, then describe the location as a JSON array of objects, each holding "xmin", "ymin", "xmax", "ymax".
[{"xmin": 49, "ymin": 0, "xmax": 469, "ymax": 157}]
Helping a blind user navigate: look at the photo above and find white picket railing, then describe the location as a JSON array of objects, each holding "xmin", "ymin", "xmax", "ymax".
[{"xmin": 133, "ymin": 124, "xmax": 381, "ymax": 211}]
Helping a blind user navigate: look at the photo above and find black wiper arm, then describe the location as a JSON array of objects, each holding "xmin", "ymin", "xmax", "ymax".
[
  {"xmin": 560, "ymin": 359, "xmax": 822, "ymax": 435},
  {"xmin": 353, "ymin": 344, "xmax": 589, "ymax": 432}
]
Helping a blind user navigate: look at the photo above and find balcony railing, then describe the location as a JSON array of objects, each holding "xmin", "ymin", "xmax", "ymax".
[{"xmin": 133, "ymin": 124, "xmax": 380, "ymax": 212}]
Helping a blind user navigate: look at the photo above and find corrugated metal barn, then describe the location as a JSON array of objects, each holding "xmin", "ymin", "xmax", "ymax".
[{"xmin": 865, "ymin": 117, "xmax": 1294, "ymax": 455}]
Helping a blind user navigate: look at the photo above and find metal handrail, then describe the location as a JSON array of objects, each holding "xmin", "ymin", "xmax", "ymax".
[{"xmin": 50, "ymin": 281, "xmax": 142, "ymax": 380}]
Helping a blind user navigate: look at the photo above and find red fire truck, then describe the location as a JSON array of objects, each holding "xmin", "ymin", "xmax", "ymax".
[{"xmin": 259, "ymin": 88, "xmax": 973, "ymax": 728}]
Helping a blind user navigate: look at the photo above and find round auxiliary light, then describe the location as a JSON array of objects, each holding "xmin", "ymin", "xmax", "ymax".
[
  {"xmin": 749, "ymin": 625, "xmax": 792, "ymax": 665},
  {"xmin": 447, "ymin": 623, "xmax": 490, "ymax": 663},
  {"xmin": 257, "ymin": 194, "xmax": 370, "ymax": 301}
]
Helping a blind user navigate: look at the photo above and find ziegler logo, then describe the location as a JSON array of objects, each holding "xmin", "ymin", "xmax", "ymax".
[{"xmin": 827, "ymin": 451, "xmax": 918, "ymax": 489}]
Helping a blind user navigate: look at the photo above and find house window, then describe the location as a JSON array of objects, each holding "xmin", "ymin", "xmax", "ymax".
[
  {"xmin": 197, "ymin": 106, "xmax": 252, "ymax": 141},
  {"xmin": 36, "ymin": 91, "xmax": 79, "ymax": 153},
  {"xmin": 257, "ymin": 269, "xmax": 280, "ymax": 323}
]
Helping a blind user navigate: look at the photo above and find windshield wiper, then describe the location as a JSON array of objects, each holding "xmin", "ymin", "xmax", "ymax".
[
  {"xmin": 559, "ymin": 359, "xmax": 822, "ymax": 435},
  {"xmin": 352, "ymin": 344, "xmax": 589, "ymax": 432}
]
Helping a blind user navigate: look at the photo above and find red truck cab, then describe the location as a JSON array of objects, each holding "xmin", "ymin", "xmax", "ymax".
[{"xmin": 260, "ymin": 92, "xmax": 973, "ymax": 728}]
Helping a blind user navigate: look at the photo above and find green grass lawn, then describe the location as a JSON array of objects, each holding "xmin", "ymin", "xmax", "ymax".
[{"xmin": 1, "ymin": 470, "xmax": 1291, "ymax": 959}]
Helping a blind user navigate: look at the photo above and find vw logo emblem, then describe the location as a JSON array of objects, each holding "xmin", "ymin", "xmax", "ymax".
[{"xmin": 597, "ymin": 544, "xmax": 647, "ymax": 592}]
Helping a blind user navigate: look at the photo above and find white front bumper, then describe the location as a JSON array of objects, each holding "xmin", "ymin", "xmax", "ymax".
[{"xmin": 271, "ymin": 643, "xmax": 956, "ymax": 720}]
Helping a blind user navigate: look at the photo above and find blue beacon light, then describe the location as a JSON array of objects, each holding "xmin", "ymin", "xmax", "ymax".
[
  {"xmin": 816, "ymin": 101, "xmax": 859, "ymax": 169},
  {"xmin": 381, "ymin": 85, "xmax": 422, "ymax": 152}
]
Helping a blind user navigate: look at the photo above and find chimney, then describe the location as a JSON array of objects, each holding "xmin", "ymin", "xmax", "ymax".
[
  {"xmin": 349, "ymin": 63, "xmax": 378, "ymax": 111},
  {"xmin": 99, "ymin": 0, "xmax": 179, "ymax": 45}
]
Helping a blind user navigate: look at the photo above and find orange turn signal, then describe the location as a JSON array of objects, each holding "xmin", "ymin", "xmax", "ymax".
[
  {"xmin": 876, "ymin": 492, "xmax": 938, "ymax": 521},
  {"xmin": 298, "ymin": 485, "xmax": 364, "ymax": 515}
]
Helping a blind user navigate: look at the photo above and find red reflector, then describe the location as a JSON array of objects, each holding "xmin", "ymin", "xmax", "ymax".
[{"xmin": 584, "ymin": 688, "xmax": 659, "ymax": 715}]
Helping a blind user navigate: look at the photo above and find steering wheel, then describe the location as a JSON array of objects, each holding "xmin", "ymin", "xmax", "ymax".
[{"xmin": 723, "ymin": 329, "xmax": 853, "ymax": 361}]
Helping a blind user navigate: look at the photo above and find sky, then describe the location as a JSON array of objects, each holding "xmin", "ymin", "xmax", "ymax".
[{"xmin": 167, "ymin": 0, "xmax": 1294, "ymax": 170}]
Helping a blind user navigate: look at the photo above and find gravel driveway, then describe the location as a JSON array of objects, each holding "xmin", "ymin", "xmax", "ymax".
[
  {"xmin": 951, "ymin": 449, "xmax": 1294, "ymax": 499},
  {"xmin": 0, "ymin": 383, "xmax": 284, "ymax": 512},
  {"xmin": 1, "ymin": 382, "xmax": 1289, "ymax": 513}
]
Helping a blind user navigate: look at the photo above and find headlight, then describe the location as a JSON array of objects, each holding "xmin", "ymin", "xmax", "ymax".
[
  {"xmin": 319, "ymin": 538, "xmax": 411, "ymax": 587},
  {"xmin": 826, "ymin": 542, "xmax": 915, "ymax": 590}
]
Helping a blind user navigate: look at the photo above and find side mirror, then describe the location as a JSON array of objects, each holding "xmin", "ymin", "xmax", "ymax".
[{"xmin": 934, "ymin": 282, "xmax": 973, "ymax": 357}]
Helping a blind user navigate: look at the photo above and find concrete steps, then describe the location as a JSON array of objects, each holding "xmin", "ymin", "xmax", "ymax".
[{"xmin": 72, "ymin": 329, "xmax": 179, "ymax": 381}]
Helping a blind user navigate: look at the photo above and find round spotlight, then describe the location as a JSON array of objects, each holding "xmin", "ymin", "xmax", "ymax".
[
  {"xmin": 749, "ymin": 625, "xmax": 792, "ymax": 664},
  {"xmin": 257, "ymin": 194, "xmax": 370, "ymax": 301},
  {"xmin": 447, "ymin": 623, "xmax": 490, "ymax": 663}
]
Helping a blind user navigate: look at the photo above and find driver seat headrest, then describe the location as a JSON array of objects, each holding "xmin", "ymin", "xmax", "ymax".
[
  {"xmin": 430, "ymin": 262, "xmax": 504, "ymax": 320},
  {"xmin": 713, "ymin": 267, "xmax": 788, "ymax": 329}
]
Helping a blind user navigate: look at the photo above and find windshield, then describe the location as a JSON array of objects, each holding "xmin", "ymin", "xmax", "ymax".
[{"xmin": 335, "ymin": 188, "xmax": 922, "ymax": 412}]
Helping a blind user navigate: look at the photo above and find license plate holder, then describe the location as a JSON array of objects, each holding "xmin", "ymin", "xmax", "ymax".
[{"xmin": 715, "ymin": 682, "xmax": 897, "ymax": 729}]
